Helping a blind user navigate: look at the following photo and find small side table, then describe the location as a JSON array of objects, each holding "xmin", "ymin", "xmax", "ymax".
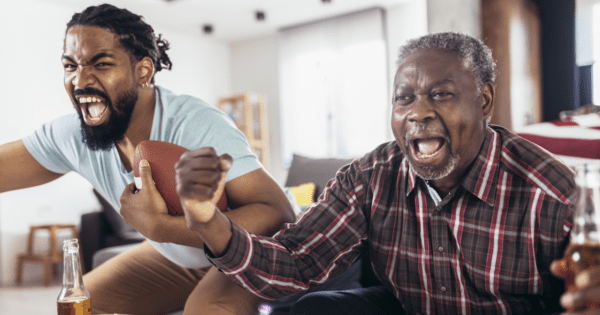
[{"xmin": 16, "ymin": 224, "xmax": 83, "ymax": 286}]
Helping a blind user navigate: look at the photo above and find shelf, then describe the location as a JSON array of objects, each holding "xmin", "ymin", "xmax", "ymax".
[{"xmin": 217, "ymin": 93, "xmax": 269, "ymax": 169}]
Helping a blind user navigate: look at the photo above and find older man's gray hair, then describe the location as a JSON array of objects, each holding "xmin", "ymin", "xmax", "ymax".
[{"xmin": 397, "ymin": 32, "xmax": 496, "ymax": 90}]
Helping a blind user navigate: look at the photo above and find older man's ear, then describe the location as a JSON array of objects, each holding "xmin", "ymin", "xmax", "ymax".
[{"xmin": 481, "ymin": 82, "xmax": 495, "ymax": 123}]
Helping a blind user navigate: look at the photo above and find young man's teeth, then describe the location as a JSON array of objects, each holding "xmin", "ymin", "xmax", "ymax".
[{"xmin": 79, "ymin": 96, "xmax": 101, "ymax": 104}]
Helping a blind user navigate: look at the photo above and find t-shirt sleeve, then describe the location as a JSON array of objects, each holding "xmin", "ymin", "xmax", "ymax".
[
  {"xmin": 21, "ymin": 114, "xmax": 81, "ymax": 174},
  {"xmin": 167, "ymin": 100, "xmax": 262, "ymax": 181}
]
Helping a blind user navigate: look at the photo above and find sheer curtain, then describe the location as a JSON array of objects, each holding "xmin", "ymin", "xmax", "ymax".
[
  {"xmin": 577, "ymin": 0, "xmax": 600, "ymax": 104},
  {"xmin": 279, "ymin": 8, "xmax": 391, "ymax": 165}
]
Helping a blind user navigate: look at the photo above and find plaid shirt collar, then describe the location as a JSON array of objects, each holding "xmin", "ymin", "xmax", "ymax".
[{"xmin": 405, "ymin": 127, "xmax": 500, "ymax": 207}]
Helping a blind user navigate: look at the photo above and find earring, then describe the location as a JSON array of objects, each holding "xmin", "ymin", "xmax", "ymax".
[{"xmin": 146, "ymin": 82, "xmax": 150, "ymax": 88}]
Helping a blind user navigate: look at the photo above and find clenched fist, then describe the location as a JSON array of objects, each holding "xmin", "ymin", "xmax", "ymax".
[{"xmin": 175, "ymin": 147, "xmax": 232, "ymax": 231}]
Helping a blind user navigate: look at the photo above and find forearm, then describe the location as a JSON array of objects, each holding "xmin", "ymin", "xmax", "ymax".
[
  {"xmin": 154, "ymin": 202, "xmax": 292, "ymax": 249},
  {"xmin": 150, "ymin": 214, "xmax": 207, "ymax": 248},
  {"xmin": 0, "ymin": 140, "xmax": 63, "ymax": 193},
  {"xmin": 223, "ymin": 201, "xmax": 294, "ymax": 237},
  {"xmin": 189, "ymin": 209, "xmax": 232, "ymax": 256},
  {"xmin": 206, "ymin": 209, "xmax": 364, "ymax": 300}
]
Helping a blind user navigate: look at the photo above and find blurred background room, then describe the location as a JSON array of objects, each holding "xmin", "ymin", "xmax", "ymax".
[{"xmin": 0, "ymin": 0, "xmax": 594, "ymax": 313}]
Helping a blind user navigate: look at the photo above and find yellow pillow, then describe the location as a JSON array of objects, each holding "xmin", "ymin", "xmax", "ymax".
[{"xmin": 289, "ymin": 183, "xmax": 316, "ymax": 206}]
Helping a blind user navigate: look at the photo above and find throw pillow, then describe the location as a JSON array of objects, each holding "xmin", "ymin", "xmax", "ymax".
[{"xmin": 288, "ymin": 183, "xmax": 316, "ymax": 206}]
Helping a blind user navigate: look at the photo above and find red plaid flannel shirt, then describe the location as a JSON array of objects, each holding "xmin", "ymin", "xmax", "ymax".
[{"xmin": 208, "ymin": 126, "xmax": 576, "ymax": 314}]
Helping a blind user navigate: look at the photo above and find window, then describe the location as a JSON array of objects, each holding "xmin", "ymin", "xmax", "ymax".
[
  {"xmin": 279, "ymin": 8, "xmax": 392, "ymax": 165},
  {"xmin": 577, "ymin": 0, "xmax": 600, "ymax": 104}
]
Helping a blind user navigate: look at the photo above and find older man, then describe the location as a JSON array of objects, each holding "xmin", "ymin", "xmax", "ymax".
[
  {"xmin": 175, "ymin": 32, "xmax": 600, "ymax": 314},
  {"xmin": 0, "ymin": 4, "xmax": 295, "ymax": 315}
]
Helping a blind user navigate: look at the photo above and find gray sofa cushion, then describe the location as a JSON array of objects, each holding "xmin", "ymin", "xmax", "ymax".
[
  {"xmin": 285, "ymin": 154, "xmax": 355, "ymax": 200},
  {"xmin": 93, "ymin": 189, "xmax": 143, "ymax": 240},
  {"xmin": 92, "ymin": 243, "xmax": 141, "ymax": 269}
]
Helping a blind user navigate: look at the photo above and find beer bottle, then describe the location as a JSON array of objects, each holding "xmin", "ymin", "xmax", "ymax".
[
  {"xmin": 57, "ymin": 238, "xmax": 91, "ymax": 315},
  {"xmin": 563, "ymin": 163, "xmax": 600, "ymax": 311}
]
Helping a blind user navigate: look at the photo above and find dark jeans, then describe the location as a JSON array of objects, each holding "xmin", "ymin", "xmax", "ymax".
[
  {"xmin": 271, "ymin": 260, "xmax": 364, "ymax": 315},
  {"xmin": 289, "ymin": 285, "xmax": 404, "ymax": 315}
]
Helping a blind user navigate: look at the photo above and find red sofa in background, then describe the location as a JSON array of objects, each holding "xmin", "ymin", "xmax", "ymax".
[{"xmin": 515, "ymin": 112, "xmax": 600, "ymax": 167}]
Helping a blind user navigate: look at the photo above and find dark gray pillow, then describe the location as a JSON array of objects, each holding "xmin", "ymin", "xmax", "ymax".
[
  {"xmin": 285, "ymin": 154, "xmax": 355, "ymax": 200},
  {"xmin": 92, "ymin": 189, "xmax": 141, "ymax": 239}
]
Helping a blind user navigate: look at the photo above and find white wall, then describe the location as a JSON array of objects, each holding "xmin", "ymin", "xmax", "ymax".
[
  {"xmin": 228, "ymin": 1, "xmax": 427, "ymax": 185},
  {"xmin": 0, "ymin": 0, "xmax": 231, "ymax": 286},
  {"xmin": 386, "ymin": 1, "xmax": 429, "ymax": 103},
  {"xmin": 426, "ymin": 0, "xmax": 481, "ymax": 38},
  {"xmin": 229, "ymin": 34, "xmax": 286, "ymax": 183}
]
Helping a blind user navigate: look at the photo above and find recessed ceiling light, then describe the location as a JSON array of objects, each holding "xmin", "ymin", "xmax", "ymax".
[
  {"xmin": 202, "ymin": 24, "xmax": 213, "ymax": 35},
  {"xmin": 322, "ymin": 0, "xmax": 332, "ymax": 3},
  {"xmin": 256, "ymin": 11, "xmax": 265, "ymax": 21}
]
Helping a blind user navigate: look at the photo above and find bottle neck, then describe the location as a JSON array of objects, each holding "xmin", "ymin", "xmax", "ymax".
[
  {"xmin": 572, "ymin": 164, "xmax": 600, "ymax": 244},
  {"xmin": 62, "ymin": 245, "xmax": 84, "ymax": 288}
]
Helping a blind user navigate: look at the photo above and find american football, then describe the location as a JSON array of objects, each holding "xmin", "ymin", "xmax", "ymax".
[{"xmin": 133, "ymin": 140, "xmax": 228, "ymax": 216}]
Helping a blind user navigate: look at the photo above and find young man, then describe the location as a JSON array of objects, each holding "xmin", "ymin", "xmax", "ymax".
[
  {"xmin": 0, "ymin": 4, "xmax": 295, "ymax": 315},
  {"xmin": 176, "ymin": 32, "xmax": 600, "ymax": 314}
]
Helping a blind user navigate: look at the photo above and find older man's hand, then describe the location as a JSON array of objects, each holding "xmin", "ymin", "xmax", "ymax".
[
  {"xmin": 551, "ymin": 258, "xmax": 600, "ymax": 313},
  {"xmin": 175, "ymin": 147, "xmax": 232, "ymax": 231}
]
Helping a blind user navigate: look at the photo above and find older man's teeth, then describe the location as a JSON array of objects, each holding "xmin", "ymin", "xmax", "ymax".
[
  {"xmin": 413, "ymin": 138, "xmax": 444, "ymax": 159},
  {"xmin": 417, "ymin": 152, "xmax": 436, "ymax": 158}
]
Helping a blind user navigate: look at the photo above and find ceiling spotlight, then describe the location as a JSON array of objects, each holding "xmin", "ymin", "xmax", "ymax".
[
  {"xmin": 322, "ymin": 0, "xmax": 332, "ymax": 3},
  {"xmin": 255, "ymin": 11, "xmax": 265, "ymax": 21},
  {"xmin": 203, "ymin": 24, "xmax": 213, "ymax": 35}
]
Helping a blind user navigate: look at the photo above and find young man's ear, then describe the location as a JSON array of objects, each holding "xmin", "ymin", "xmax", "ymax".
[
  {"xmin": 137, "ymin": 57, "xmax": 155, "ymax": 86},
  {"xmin": 481, "ymin": 82, "xmax": 495, "ymax": 122}
]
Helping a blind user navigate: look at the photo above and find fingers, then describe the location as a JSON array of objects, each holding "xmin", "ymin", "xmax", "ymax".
[
  {"xmin": 561, "ymin": 285, "xmax": 600, "ymax": 312},
  {"xmin": 176, "ymin": 169, "xmax": 221, "ymax": 200},
  {"xmin": 177, "ymin": 148, "xmax": 232, "ymax": 170},
  {"xmin": 578, "ymin": 266, "xmax": 600, "ymax": 288},
  {"xmin": 211, "ymin": 156, "xmax": 231, "ymax": 205},
  {"xmin": 219, "ymin": 153, "xmax": 233, "ymax": 172},
  {"xmin": 175, "ymin": 148, "xmax": 232, "ymax": 201},
  {"xmin": 139, "ymin": 159, "xmax": 153, "ymax": 184},
  {"xmin": 122, "ymin": 182, "xmax": 138, "ymax": 196},
  {"xmin": 559, "ymin": 266, "xmax": 600, "ymax": 312},
  {"xmin": 551, "ymin": 259, "xmax": 569, "ymax": 279}
]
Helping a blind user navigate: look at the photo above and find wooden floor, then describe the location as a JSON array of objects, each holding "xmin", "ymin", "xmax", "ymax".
[{"xmin": 0, "ymin": 278, "xmax": 62, "ymax": 315}]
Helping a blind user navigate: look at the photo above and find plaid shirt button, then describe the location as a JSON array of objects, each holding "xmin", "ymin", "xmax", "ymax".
[
  {"xmin": 437, "ymin": 246, "xmax": 444, "ymax": 253},
  {"xmin": 440, "ymin": 285, "xmax": 447, "ymax": 292}
]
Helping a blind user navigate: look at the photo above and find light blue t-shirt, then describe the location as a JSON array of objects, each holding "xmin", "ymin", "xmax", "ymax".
[{"xmin": 23, "ymin": 86, "xmax": 262, "ymax": 268}]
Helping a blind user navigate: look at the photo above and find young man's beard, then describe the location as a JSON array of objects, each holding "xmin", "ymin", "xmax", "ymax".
[{"xmin": 75, "ymin": 88, "xmax": 138, "ymax": 151}]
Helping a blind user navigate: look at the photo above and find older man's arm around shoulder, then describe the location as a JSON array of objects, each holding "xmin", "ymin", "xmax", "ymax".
[{"xmin": 0, "ymin": 140, "xmax": 63, "ymax": 193}]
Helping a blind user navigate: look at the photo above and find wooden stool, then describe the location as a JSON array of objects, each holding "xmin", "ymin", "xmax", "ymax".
[{"xmin": 16, "ymin": 224, "xmax": 83, "ymax": 286}]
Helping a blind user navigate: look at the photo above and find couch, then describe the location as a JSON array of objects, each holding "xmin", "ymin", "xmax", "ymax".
[
  {"xmin": 80, "ymin": 189, "xmax": 145, "ymax": 272},
  {"xmin": 80, "ymin": 153, "xmax": 378, "ymax": 314}
]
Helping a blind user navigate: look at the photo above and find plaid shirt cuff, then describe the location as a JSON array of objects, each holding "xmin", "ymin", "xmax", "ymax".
[{"xmin": 205, "ymin": 220, "xmax": 252, "ymax": 274}]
